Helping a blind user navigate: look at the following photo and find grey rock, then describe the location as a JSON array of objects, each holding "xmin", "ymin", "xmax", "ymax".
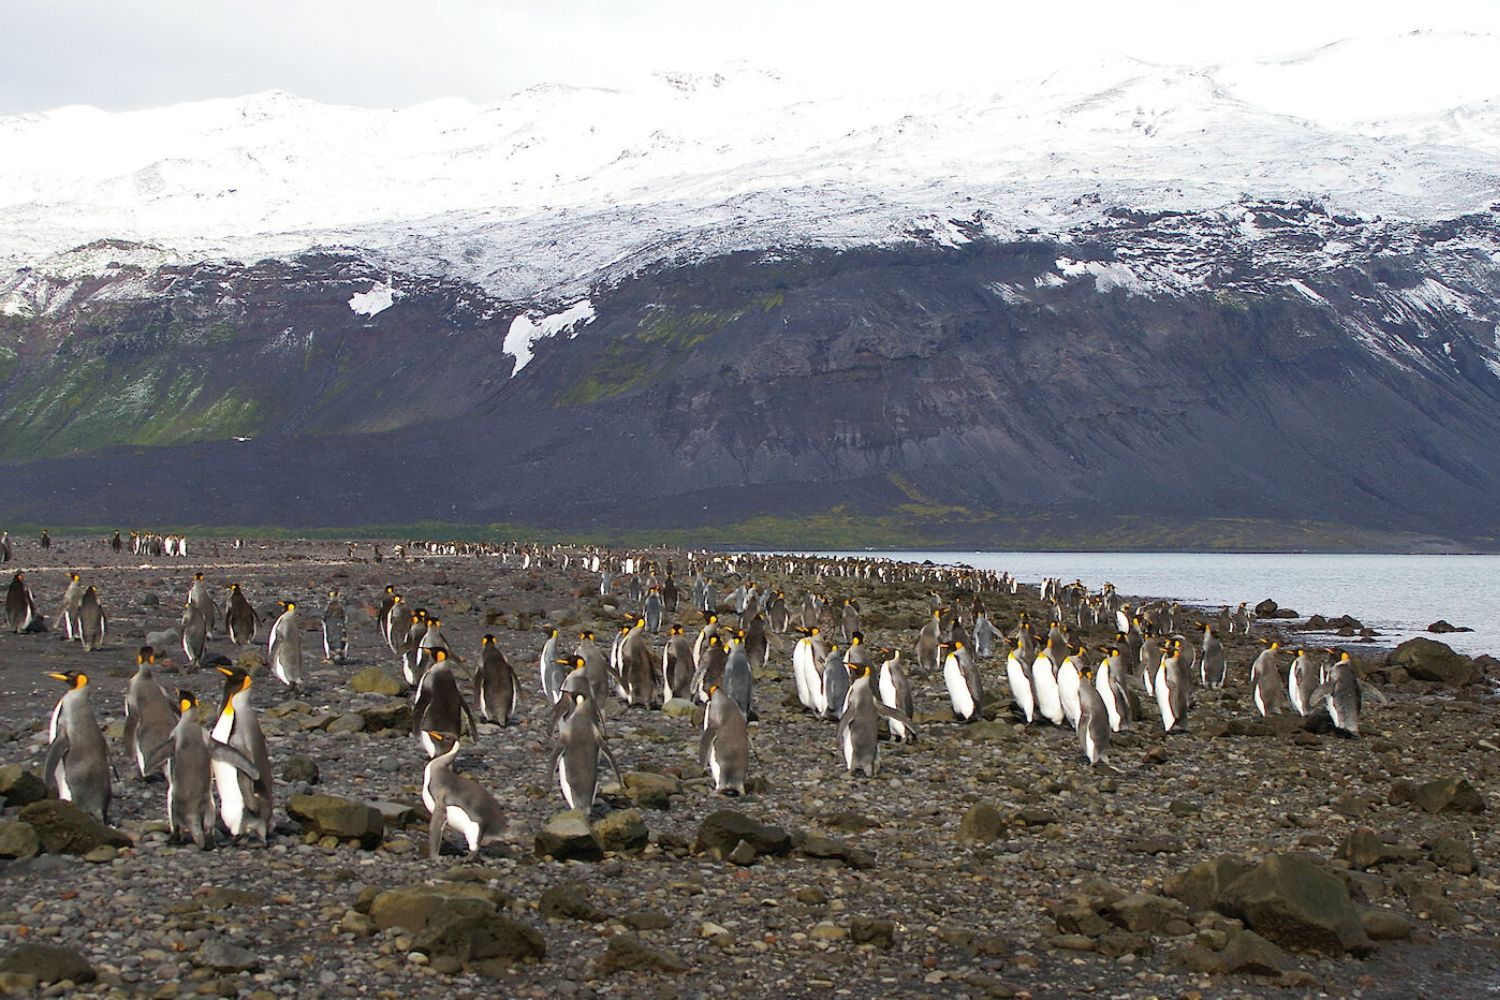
[
  {"xmin": 694, "ymin": 809, "xmax": 791, "ymax": 858},
  {"xmin": 1218, "ymin": 854, "xmax": 1372, "ymax": 956},
  {"xmin": 593, "ymin": 933, "xmax": 687, "ymax": 974},
  {"xmin": 286, "ymin": 794, "xmax": 385, "ymax": 847},
  {"xmin": 0, "ymin": 943, "xmax": 95, "ymax": 984},
  {"xmin": 17, "ymin": 800, "xmax": 130, "ymax": 855},
  {"xmin": 534, "ymin": 810, "xmax": 603, "ymax": 862}
]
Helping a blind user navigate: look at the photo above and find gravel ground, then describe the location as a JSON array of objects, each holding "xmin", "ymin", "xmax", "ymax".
[{"xmin": 1, "ymin": 537, "xmax": 1497, "ymax": 999}]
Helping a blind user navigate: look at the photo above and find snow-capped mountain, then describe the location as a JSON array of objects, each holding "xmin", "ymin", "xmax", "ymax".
[
  {"xmin": 2, "ymin": 31, "xmax": 1498, "ymax": 303},
  {"xmin": 0, "ymin": 31, "xmax": 1498, "ymax": 548}
]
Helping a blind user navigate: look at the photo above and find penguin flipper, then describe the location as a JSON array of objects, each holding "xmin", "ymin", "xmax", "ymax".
[
  {"xmin": 209, "ymin": 741, "xmax": 261, "ymax": 782},
  {"xmin": 122, "ymin": 708, "xmax": 138, "ymax": 758},
  {"xmin": 141, "ymin": 738, "xmax": 173, "ymax": 776},
  {"xmin": 1308, "ymin": 683, "xmax": 1332, "ymax": 707},
  {"xmin": 411, "ymin": 688, "xmax": 432, "ymax": 735},
  {"xmin": 597, "ymin": 737, "xmax": 626, "ymax": 787},
  {"xmin": 460, "ymin": 695, "xmax": 479, "ymax": 740},
  {"xmin": 875, "ymin": 703, "xmax": 917, "ymax": 742},
  {"xmin": 1363, "ymin": 684, "xmax": 1389, "ymax": 706},
  {"xmin": 427, "ymin": 792, "xmax": 448, "ymax": 859},
  {"xmin": 43, "ymin": 735, "xmax": 69, "ymax": 791},
  {"xmin": 697, "ymin": 726, "xmax": 713, "ymax": 769}
]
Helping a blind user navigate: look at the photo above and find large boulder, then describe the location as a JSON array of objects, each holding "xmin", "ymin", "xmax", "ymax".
[
  {"xmin": 1217, "ymin": 854, "xmax": 1371, "ymax": 955},
  {"xmin": 350, "ymin": 667, "xmax": 405, "ymax": 696},
  {"xmin": 592, "ymin": 808, "xmax": 648, "ymax": 853},
  {"xmin": 621, "ymin": 771, "xmax": 682, "ymax": 810},
  {"xmin": 593, "ymin": 933, "xmax": 688, "ymax": 975},
  {"xmin": 1398, "ymin": 776, "xmax": 1488, "ymax": 815},
  {"xmin": 410, "ymin": 911, "xmax": 546, "ymax": 967},
  {"xmin": 0, "ymin": 943, "xmax": 95, "ymax": 984},
  {"xmin": 370, "ymin": 884, "xmax": 510, "ymax": 933},
  {"xmin": 0, "ymin": 765, "xmax": 47, "ymax": 807},
  {"xmin": 694, "ymin": 809, "xmax": 791, "ymax": 858},
  {"xmin": 359, "ymin": 698, "xmax": 413, "ymax": 733},
  {"xmin": 286, "ymin": 794, "xmax": 385, "ymax": 847},
  {"xmin": 17, "ymin": 800, "xmax": 130, "ymax": 855},
  {"xmin": 958, "ymin": 803, "xmax": 1005, "ymax": 844},
  {"xmin": 534, "ymin": 810, "xmax": 603, "ymax": 862},
  {"xmin": 0, "ymin": 821, "xmax": 41, "ymax": 859},
  {"xmin": 1388, "ymin": 638, "xmax": 1476, "ymax": 685}
]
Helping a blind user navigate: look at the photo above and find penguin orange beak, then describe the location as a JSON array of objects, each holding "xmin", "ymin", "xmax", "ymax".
[{"xmin": 47, "ymin": 672, "xmax": 70, "ymax": 682}]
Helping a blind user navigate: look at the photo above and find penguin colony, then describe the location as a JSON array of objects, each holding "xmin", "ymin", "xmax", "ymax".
[{"xmin": 6, "ymin": 537, "xmax": 1382, "ymax": 860}]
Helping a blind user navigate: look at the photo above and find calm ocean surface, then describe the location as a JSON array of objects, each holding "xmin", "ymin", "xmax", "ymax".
[{"xmin": 810, "ymin": 551, "xmax": 1499, "ymax": 659}]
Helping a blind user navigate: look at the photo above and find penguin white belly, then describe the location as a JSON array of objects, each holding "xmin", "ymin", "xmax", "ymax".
[
  {"xmin": 1082, "ymin": 729, "xmax": 1098, "ymax": 764},
  {"xmin": 1097, "ymin": 673, "xmax": 1121, "ymax": 731},
  {"xmin": 55, "ymin": 764, "xmax": 72, "ymax": 802},
  {"xmin": 1142, "ymin": 665, "xmax": 1155, "ymax": 697},
  {"xmin": 944, "ymin": 658, "xmax": 974, "ymax": 720},
  {"xmin": 708, "ymin": 744, "xmax": 724, "ymax": 787},
  {"xmin": 1288, "ymin": 666, "xmax": 1305, "ymax": 715},
  {"xmin": 841, "ymin": 728, "xmax": 855, "ymax": 770},
  {"xmin": 558, "ymin": 759, "xmax": 581, "ymax": 811},
  {"xmin": 419, "ymin": 731, "xmax": 438, "ymax": 758},
  {"xmin": 421, "ymin": 770, "xmax": 436, "ymax": 814},
  {"xmin": 49, "ymin": 701, "xmax": 64, "ymax": 741},
  {"xmin": 1033, "ymin": 658, "xmax": 1062, "ymax": 725},
  {"xmin": 446, "ymin": 805, "xmax": 481, "ymax": 852},
  {"xmin": 212, "ymin": 759, "xmax": 246, "ymax": 834},
  {"xmin": 1155, "ymin": 668, "xmax": 1175, "ymax": 731},
  {"xmin": 135, "ymin": 741, "xmax": 149, "ymax": 776},
  {"xmin": 1006, "ymin": 656, "xmax": 1034, "ymax": 723},
  {"xmin": 792, "ymin": 642, "xmax": 812, "ymax": 709},
  {"xmin": 879, "ymin": 670, "xmax": 908, "ymax": 739},
  {"xmin": 1253, "ymin": 684, "xmax": 1267, "ymax": 718},
  {"xmin": 1058, "ymin": 665, "xmax": 1081, "ymax": 729}
]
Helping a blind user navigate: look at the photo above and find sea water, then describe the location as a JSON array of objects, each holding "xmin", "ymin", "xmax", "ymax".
[{"xmin": 812, "ymin": 551, "xmax": 1499, "ymax": 659}]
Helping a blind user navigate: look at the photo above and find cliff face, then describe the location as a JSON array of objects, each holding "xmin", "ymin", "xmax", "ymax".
[{"xmin": 2, "ymin": 208, "xmax": 1499, "ymax": 549}]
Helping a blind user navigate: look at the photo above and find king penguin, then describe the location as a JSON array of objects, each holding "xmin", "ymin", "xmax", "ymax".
[
  {"xmin": 722, "ymin": 632, "xmax": 753, "ymax": 721},
  {"xmin": 877, "ymin": 648, "xmax": 915, "ymax": 742},
  {"xmin": 1311, "ymin": 650, "xmax": 1379, "ymax": 737},
  {"xmin": 412, "ymin": 648, "xmax": 478, "ymax": 757},
  {"xmin": 700, "ymin": 685, "xmax": 750, "ymax": 796},
  {"xmin": 1032, "ymin": 645, "xmax": 1064, "ymax": 726},
  {"xmin": 180, "ymin": 599, "xmax": 209, "ymax": 669},
  {"xmin": 322, "ymin": 589, "xmax": 348, "ymax": 664},
  {"xmin": 839, "ymin": 663, "xmax": 915, "ymax": 777},
  {"xmin": 123, "ymin": 646, "xmax": 177, "ymax": 780},
  {"xmin": 661, "ymin": 623, "xmax": 694, "ymax": 703},
  {"xmin": 475, "ymin": 634, "xmax": 519, "ymax": 725},
  {"xmin": 58, "ymin": 573, "xmax": 84, "ymax": 641},
  {"xmin": 187, "ymin": 572, "xmax": 218, "ymax": 638},
  {"xmin": 225, "ymin": 583, "xmax": 259, "ymax": 645},
  {"xmin": 422, "ymin": 732, "xmax": 508, "ymax": 858},
  {"xmin": 819, "ymin": 643, "xmax": 849, "ymax": 719},
  {"xmin": 213, "ymin": 666, "xmax": 274, "ymax": 845},
  {"xmin": 268, "ymin": 600, "xmax": 304, "ymax": 692},
  {"xmin": 1076, "ymin": 668, "xmax": 1111, "ymax": 765},
  {"xmin": 1248, "ymin": 640, "xmax": 1285, "ymax": 717},
  {"xmin": 144, "ymin": 691, "xmax": 260, "ymax": 850},
  {"xmin": 791, "ymin": 626, "xmax": 826, "ymax": 714},
  {"xmin": 44, "ymin": 671, "xmax": 112, "ymax": 821},
  {"xmin": 1155, "ymin": 639, "xmax": 1192, "ymax": 733},
  {"xmin": 6, "ymin": 570, "xmax": 37, "ymax": 633},
  {"xmin": 549, "ymin": 687, "xmax": 624, "ymax": 814},
  {"xmin": 1198, "ymin": 623, "xmax": 1227, "ymax": 688},
  {"xmin": 1287, "ymin": 647, "xmax": 1319, "ymax": 716},
  {"xmin": 78, "ymin": 586, "xmax": 107, "ymax": 651},
  {"xmin": 942, "ymin": 640, "xmax": 983, "ymax": 723},
  {"xmin": 1006, "ymin": 639, "xmax": 1036, "ymax": 724},
  {"xmin": 538, "ymin": 625, "xmax": 565, "ymax": 704},
  {"xmin": 1057, "ymin": 645, "xmax": 1086, "ymax": 729}
]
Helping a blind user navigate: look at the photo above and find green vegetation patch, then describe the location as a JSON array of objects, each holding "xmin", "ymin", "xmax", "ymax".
[{"xmin": 557, "ymin": 304, "xmax": 747, "ymax": 405}]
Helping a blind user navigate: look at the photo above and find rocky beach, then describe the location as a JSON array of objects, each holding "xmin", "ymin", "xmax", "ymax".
[{"xmin": 1, "ymin": 536, "xmax": 1497, "ymax": 999}]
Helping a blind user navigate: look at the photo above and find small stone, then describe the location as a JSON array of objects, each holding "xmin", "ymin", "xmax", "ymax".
[
  {"xmin": 195, "ymin": 940, "xmax": 261, "ymax": 974},
  {"xmin": 1219, "ymin": 929, "xmax": 1292, "ymax": 976},
  {"xmin": 958, "ymin": 803, "xmax": 1004, "ymax": 844},
  {"xmin": 534, "ymin": 810, "xmax": 604, "ymax": 862},
  {"xmin": 808, "ymin": 921, "xmax": 847, "ymax": 941},
  {"xmin": 83, "ymin": 845, "xmax": 118, "ymax": 863},
  {"xmin": 0, "ymin": 943, "xmax": 95, "ymax": 984},
  {"xmin": 350, "ymin": 667, "xmax": 405, "ymax": 696},
  {"xmin": 540, "ymin": 883, "xmax": 610, "ymax": 923},
  {"xmin": 1429, "ymin": 833, "xmax": 1478, "ymax": 874},
  {"xmin": 728, "ymin": 840, "xmax": 758, "ymax": 866},
  {"xmin": 0, "ymin": 821, "xmax": 41, "ymax": 860},
  {"xmin": 326, "ymin": 713, "xmax": 367, "ymax": 735},
  {"xmin": 1049, "ymin": 934, "xmax": 1096, "ymax": 952},
  {"xmin": 624, "ymin": 911, "xmax": 673, "ymax": 931},
  {"xmin": 659, "ymin": 698, "xmax": 696, "ymax": 718},
  {"xmin": 592, "ymin": 809, "xmax": 648, "ymax": 853},
  {"xmin": 1107, "ymin": 894, "xmax": 1188, "ymax": 933},
  {"xmin": 849, "ymin": 917, "xmax": 895, "ymax": 949},
  {"xmin": 1360, "ymin": 909, "xmax": 1413, "ymax": 941},
  {"xmin": 594, "ymin": 933, "xmax": 688, "ymax": 974},
  {"xmin": 280, "ymin": 756, "xmax": 321, "ymax": 785},
  {"xmin": 621, "ymin": 772, "xmax": 682, "ymax": 810}
]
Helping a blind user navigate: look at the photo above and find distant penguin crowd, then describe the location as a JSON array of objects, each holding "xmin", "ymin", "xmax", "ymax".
[{"xmin": 5, "ymin": 532, "xmax": 1382, "ymax": 858}]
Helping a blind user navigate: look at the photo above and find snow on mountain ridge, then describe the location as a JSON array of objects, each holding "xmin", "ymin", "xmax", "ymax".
[{"xmin": 0, "ymin": 32, "xmax": 1496, "ymax": 300}]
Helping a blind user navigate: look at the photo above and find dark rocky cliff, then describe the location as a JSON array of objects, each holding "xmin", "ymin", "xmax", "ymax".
[{"xmin": 2, "ymin": 208, "xmax": 1498, "ymax": 550}]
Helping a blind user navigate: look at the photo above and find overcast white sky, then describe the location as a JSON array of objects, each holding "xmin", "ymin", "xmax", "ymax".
[{"xmin": 3, "ymin": 0, "xmax": 1496, "ymax": 114}]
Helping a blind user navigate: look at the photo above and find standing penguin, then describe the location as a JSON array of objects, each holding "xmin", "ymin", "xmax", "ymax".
[
  {"xmin": 475, "ymin": 634, "xmax": 519, "ymax": 725},
  {"xmin": 213, "ymin": 666, "xmax": 274, "ymax": 845},
  {"xmin": 1057, "ymin": 645, "xmax": 1085, "ymax": 729},
  {"xmin": 322, "ymin": 589, "xmax": 348, "ymax": 664},
  {"xmin": 973, "ymin": 613, "xmax": 998, "ymax": 659},
  {"xmin": 180, "ymin": 600, "xmax": 209, "ymax": 669},
  {"xmin": 1287, "ymin": 647, "xmax": 1319, "ymax": 716},
  {"xmin": 422, "ymin": 732, "xmax": 508, "ymax": 858},
  {"xmin": 412, "ymin": 648, "xmax": 478, "ymax": 757},
  {"xmin": 942, "ymin": 640, "xmax": 984, "ymax": 723},
  {"xmin": 1006, "ymin": 640, "xmax": 1036, "ymax": 724},
  {"xmin": 915, "ymin": 608, "xmax": 945, "ymax": 673},
  {"xmin": 268, "ymin": 600, "xmax": 304, "ymax": 692},
  {"xmin": 819, "ymin": 644, "xmax": 850, "ymax": 720},
  {"xmin": 661, "ymin": 623, "xmax": 695, "ymax": 703},
  {"xmin": 1032, "ymin": 646, "xmax": 1064, "ymax": 726},
  {"xmin": 618, "ymin": 620, "xmax": 657, "ymax": 708},
  {"xmin": 6, "ymin": 571, "xmax": 38, "ymax": 633},
  {"xmin": 642, "ymin": 586, "xmax": 664, "ymax": 633},
  {"xmin": 700, "ymin": 685, "xmax": 750, "ymax": 796},
  {"xmin": 1155, "ymin": 639, "xmax": 1192, "ymax": 733},
  {"xmin": 538, "ymin": 625, "xmax": 565, "ymax": 704},
  {"xmin": 1094, "ymin": 646, "xmax": 1132, "ymax": 732},
  {"xmin": 186, "ymin": 572, "xmax": 217, "ymax": 638},
  {"xmin": 1076, "ymin": 670, "xmax": 1112, "ymax": 765},
  {"xmin": 1199, "ymin": 624, "xmax": 1227, "ymax": 688},
  {"xmin": 78, "ymin": 586, "xmax": 107, "ymax": 651},
  {"xmin": 44, "ymin": 671, "xmax": 112, "ymax": 821},
  {"xmin": 1248, "ymin": 640, "xmax": 1286, "ymax": 717},
  {"xmin": 790, "ymin": 626, "xmax": 826, "ymax": 714},
  {"xmin": 839, "ymin": 664, "xmax": 915, "ymax": 777},
  {"xmin": 878, "ymin": 649, "xmax": 915, "ymax": 743},
  {"xmin": 549, "ymin": 688, "xmax": 624, "ymax": 814},
  {"xmin": 840, "ymin": 597, "xmax": 861, "ymax": 643},
  {"xmin": 1311, "ymin": 650, "xmax": 1378, "ymax": 736},
  {"xmin": 123, "ymin": 646, "xmax": 177, "ymax": 780},
  {"xmin": 58, "ymin": 573, "xmax": 84, "ymax": 641},
  {"xmin": 690, "ymin": 633, "xmax": 729, "ymax": 704},
  {"xmin": 722, "ymin": 633, "xmax": 754, "ymax": 721},
  {"xmin": 224, "ymin": 584, "xmax": 259, "ymax": 645},
  {"xmin": 144, "ymin": 692, "xmax": 260, "ymax": 850}
]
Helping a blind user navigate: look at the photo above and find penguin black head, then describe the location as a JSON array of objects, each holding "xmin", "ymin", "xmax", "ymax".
[
  {"xmin": 48, "ymin": 671, "xmax": 87, "ymax": 689},
  {"xmin": 69, "ymin": 572, "xmax": 80, "ymax": 582},
  {"xmin": 431, "ymin": 648, "xmax": 449, "ymax": 662},
  {"xmin": 194, "ymin": 572, "xmax": 204, "ymax": 581},
  {"xmin": 851, "ymin": 631, "xmax": 864, "ymax": 644},
  {"xmin": 137, "ymin": 646, "xmax": 156, "ymax": 665},
  {"xmin": 670, "ymin": 624, "xmax": 684, "ymax": 635},
  {"xmin": 482, "ymin": 634, "xmax": 496, "ymax": 645},
  {"xmin": 177, "ymin": 690, "xmax": 198, "ymax": 714},
  {"xmin": 384, "ymin": 585, "xmax": 395, "ymax": 595}
]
